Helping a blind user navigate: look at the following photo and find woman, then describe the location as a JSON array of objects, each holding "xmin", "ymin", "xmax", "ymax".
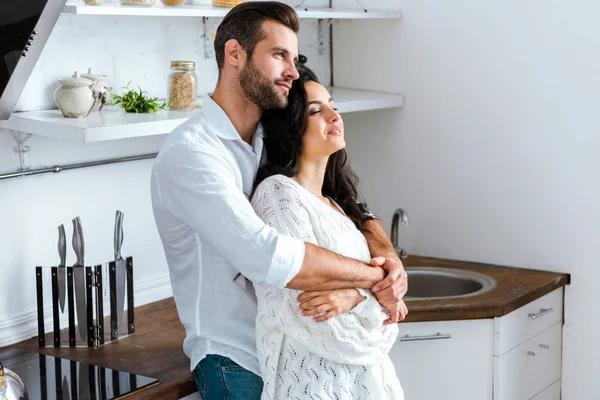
[{"xmin": 250, "ymin": 65, "xmax": 404, "ymax": 400}]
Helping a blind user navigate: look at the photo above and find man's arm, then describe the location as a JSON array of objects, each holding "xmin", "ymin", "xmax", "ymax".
[
  {"xmin": 157, "ymin": 148, "xmax": 384, "ymax": 290},
  {"xmin": 362, "ymin": 219, "xmax": 399, "ymax": 261},
  {"xmin": 285, "ymin": 242, "xmax": 385, "ymax": 290}
]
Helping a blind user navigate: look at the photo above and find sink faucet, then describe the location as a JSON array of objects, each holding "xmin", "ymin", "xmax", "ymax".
[{"xmin": 391, "ymin": 208, "xmax": 409, "ymax": 259}]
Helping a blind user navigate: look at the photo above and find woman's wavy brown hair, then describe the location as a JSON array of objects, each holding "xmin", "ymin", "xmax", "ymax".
[{"xmin": 255, "ymin": 64, "xmax": 375, "ymax": 230}]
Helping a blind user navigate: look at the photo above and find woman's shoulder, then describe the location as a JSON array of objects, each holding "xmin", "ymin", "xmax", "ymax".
[{"xmin": 253, "ymin": 174, "xmax": 299, "ymax": 196}]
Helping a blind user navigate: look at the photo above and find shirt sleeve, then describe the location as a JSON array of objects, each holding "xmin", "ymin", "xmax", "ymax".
[{"xmin": 153, "ymin": 142, "xmax": 304, "ymax": 288}]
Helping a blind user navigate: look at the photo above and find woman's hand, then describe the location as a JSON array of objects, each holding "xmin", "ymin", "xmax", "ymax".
[{"xmin": 297, "ymin": 289, "xmax": 366, "ymax": 322}]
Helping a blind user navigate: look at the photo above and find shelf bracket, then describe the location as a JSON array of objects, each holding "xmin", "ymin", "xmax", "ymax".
[{"xmin": 11, "ymin": 130, "xmax": 32, "ymax": 172}]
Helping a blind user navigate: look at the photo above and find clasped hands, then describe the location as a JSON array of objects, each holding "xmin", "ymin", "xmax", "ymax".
[{"xmin": 297, "ymin": 256, "xmax": 408, "ymax": 324}]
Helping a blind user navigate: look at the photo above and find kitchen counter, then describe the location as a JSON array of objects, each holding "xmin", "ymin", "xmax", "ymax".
[
  {"xmin": 5, "ymin": 298, "xmax": 195, "ymax": 400},
  {"xmin": 2, "ymin": 256, "xmax": 569, "ymax": 399},
  {"xmin": 401, "ymin": 255, "xmax": 569, "ymax": 322}
]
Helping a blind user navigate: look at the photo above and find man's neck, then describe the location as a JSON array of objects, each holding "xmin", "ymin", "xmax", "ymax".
[{"xmin": 211, "ymin": 81, "xmax": 262, "ymax": 145}]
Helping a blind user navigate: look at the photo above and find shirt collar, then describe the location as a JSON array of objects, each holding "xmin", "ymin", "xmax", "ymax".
[
  {"xmin": 201, "ymin": 94, "xmax": 264, "ymax": 142},
  {"xmin": 201, "ymin": 94, "xmax": 240, "ymax": 141}
]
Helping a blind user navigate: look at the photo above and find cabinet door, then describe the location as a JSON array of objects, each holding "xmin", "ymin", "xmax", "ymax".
[
  {"xmin": 389, "ymin": 319, "xmax": 494, "ymax": 400},
  {"xmin": 494, "ymin": 323, "xmax": 562, "ymax": 400}
]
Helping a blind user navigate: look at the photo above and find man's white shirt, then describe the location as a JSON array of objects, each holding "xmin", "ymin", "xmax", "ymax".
[{"xmin": 150, "ymin": 95, "xmax": 305, "ymax": 375}]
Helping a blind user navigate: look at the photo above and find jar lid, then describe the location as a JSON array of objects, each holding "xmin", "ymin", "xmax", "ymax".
[
  {"xmin": 58, "ymin": 71, "xmax": 93, "ymax": 87},
  {"xmin": 171, "ymin": 60, "xmax": 195, "ymax": 68},
  {"xmin": 81, "ymin": 68, "xmax": 108, "ymax": 81}
]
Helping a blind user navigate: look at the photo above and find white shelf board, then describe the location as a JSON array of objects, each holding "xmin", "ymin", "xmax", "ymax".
[
  {"xmin": 3, "ymin": 88, "xmax": 403, "ymax": 143},
  {"xmin": 63, "ymin": 1, "xmax": 401, "ymax": 19},
  {"xmin": 330, "ymin": 87, "xmax": 404, "ymax": 114}
]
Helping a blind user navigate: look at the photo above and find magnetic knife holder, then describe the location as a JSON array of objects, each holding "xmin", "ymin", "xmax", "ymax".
[{"xmin": 35, "ymin": 257, "xmax": 135, "ymax": 348}]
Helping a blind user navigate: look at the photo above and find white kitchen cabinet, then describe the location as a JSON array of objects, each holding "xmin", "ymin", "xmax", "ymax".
[
  {"xmin": 390, "ymin": 287, "xmax": 564, "ymax": 400},
  {"xmin": 494, "ymin": 323, "xmax": 562, "ymax": 400},
  {"xmin": 390, "ymin": 319, "xmax": 494, "ymax": 400},
  {"xmin": 494, "ymin": 288, "xmax": 564, "ymax": 400}
]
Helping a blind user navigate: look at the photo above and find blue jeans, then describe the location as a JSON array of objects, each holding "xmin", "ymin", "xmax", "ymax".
[{"xmin": 193, "ymin": 354, "xmax": 263, "ymax": 400}]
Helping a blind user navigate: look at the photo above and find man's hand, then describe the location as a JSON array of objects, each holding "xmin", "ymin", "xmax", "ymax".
[
  {"xmin": 370, "ymin": 256, "xmax": 409, "ymax": 324},
  {"xmin": 297, "ymin": 289, "xmax": 366, "ymax": 322}
]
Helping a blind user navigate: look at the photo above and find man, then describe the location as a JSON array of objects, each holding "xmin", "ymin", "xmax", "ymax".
[{"xmin": 150, "ymin": 2, "xmax": 408, "ymax": 399}]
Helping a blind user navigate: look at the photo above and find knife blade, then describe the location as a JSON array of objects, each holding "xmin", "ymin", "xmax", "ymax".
[
  {"xmin": 114, "ymin": 210, "xmax": 127, "ymax": 330},
  {"xmin": 58, "ymin": 224, "xmax": 67, "ymax": 314},
  {"xmin": 78, "ymin": 359, "xmax": 90, "ymax": 400},
  {"xmin": 62, "ymin": 375, "xmax": 70, "ymax": 400},
  {"xmin": 72, "ymin": 217, "xmax": 87, "ymax": 342}
]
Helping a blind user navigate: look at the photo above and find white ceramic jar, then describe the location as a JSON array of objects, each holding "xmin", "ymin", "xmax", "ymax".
[
  {"xmin": 81, "ymin": 68, "xmax": 110, "ymax": 111},
  {"xmin": 54, "ymin": 71, "xmax": 96, "ymax": 118}
]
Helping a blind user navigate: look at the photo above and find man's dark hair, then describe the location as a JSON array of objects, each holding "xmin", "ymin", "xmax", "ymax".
[{"xmin": 214, "ymin": 1, "xmax": 299, "ymax": 71}]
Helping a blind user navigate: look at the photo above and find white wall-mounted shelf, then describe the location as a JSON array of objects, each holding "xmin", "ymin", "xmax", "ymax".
[
  {"xmin": 63, "ymin": 1, "xmax": 402, "ymax": 19},
  {"xmin": 2, "ymin": 88, "xmax": 403, "ymax": 143}
]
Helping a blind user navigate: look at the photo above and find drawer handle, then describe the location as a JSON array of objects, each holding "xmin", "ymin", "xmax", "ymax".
[
  {"xmin": 397, "ymin": 332, "xmax": 452, "ymax": 342},
  {"xmin": 528, "ymin": 307, "xmax": 553, "ymax": 320},
  {"xmin": 527, "ymin": 350, "xmax": 536, "ymax": 356},
  {"xmin": 539, "ymin": 344, "xmax": 550, "ymax": 350}
]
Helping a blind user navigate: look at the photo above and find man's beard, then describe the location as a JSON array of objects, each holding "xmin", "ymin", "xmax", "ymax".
[{"xmin": 240, "ymin": 58, "xmax": 288, "ymax": 110}]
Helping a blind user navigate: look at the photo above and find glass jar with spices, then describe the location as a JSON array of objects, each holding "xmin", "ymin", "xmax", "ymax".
[{"xmin": 168, "ymin": 61, "xmax": 198, "ymax": 111}]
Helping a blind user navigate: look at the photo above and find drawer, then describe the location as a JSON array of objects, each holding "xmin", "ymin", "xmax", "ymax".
[
  {"xmin": 493, "ymin": 322, "xmax": 562, "ymax": 400},
  {"xmin": 494, "ymin": 287, "xmax": 563, "ymax": 355},
  {"xmin": 391, "ymin": 319, "xmax": 494, "ymax": 400},
  {"xmin": 531, "ymin": 379, "xmax": 561, "ymax": 400}
]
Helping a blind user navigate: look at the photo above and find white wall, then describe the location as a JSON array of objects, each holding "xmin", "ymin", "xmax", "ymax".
[
  {"xmin": 335, "ymin": 1, "xmax": 600, "ymax": 399},
  {"xmin": 0, "ymin": 0, "xmax": 331, "ymax": 346}
]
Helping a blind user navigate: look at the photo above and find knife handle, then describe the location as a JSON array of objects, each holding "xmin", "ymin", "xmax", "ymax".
[
  {"xmin": 115, "ymin": 210, "xmax": 124, "ymax": 260},
  {"xmin": 58, "ymin": 224, "xmax": 66, "ymax": 266},
  {"xmin": 78, "ymin": 217, "xmax": 85, "ymax": 265},
  {"xmin": 72, "ymin": 217, "xmax": 83, "ymax": 266}
]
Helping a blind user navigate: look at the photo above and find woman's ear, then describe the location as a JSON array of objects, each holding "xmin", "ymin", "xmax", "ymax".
[{"xmin": 224, "ymin": 39, "xmax": 247, "ymax": 69}]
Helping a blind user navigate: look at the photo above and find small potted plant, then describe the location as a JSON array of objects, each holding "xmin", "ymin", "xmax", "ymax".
[{"xmin": 111, "ymin": 82, "xmax": 169, "ymax": 113}]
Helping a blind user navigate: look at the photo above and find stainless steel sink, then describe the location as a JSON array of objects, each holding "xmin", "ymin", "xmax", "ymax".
[{"xmin": 404, "ymin": 266, "xmax": 496, "ymax": 300}]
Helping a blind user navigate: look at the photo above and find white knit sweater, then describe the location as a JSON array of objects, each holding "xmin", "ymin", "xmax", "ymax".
[{"xmin": 251, "ymin": 174, "xmax": 404, "ymax": 400}]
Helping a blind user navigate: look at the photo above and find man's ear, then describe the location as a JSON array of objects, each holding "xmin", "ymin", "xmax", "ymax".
[{"xmin": 224, "ymin": 39, "xmax": 247, "ymax": 69}]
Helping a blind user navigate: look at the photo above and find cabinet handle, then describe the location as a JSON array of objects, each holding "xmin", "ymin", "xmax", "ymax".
[
  {"xmin": 539, "ymin": 344, "xmax": 550, "ymax": 350},
  {"xmin": 528, "ymin": 307, "xmax": 553, "ymax": 320},
  {"xmin": 527, "ymin": 350, "xmax": 536, "ymax": 356},
  {"xmin": 397, "ymin": 332, "xmax": 452, "ymax": 342}
]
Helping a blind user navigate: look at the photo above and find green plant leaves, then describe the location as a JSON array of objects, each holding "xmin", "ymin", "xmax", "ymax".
[{"xmin": 110, "ymin": 82, "xmax": 170, "ymax": 113}]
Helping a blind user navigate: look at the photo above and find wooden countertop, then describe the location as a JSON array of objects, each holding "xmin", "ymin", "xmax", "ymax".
[
  {"xmin": 4, "ymin": 255, "xmax": 569, "ymax": 399},
  {"xmin": 401, "ymin": 255, "xmax": 569, "ymax": 322}
]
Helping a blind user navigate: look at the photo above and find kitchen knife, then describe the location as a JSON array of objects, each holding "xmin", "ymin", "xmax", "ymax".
[
  {"xmin": 78, "ymin": 359, "xmax": 90, "ymax": 400},
  {"xmin": 62, "ymin": 375, "xmax": 70, "ymax": 400},
  {"xmin": 57, "ymin": 224, "xmax": 67, "ymax": 314},
  {"xmin": 72, "ymin": 217, "xmax": 87, "ymax": 342},
  {"xmin": 114, "ymin": 210, "xmax": 126, "ymax": 330}
]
